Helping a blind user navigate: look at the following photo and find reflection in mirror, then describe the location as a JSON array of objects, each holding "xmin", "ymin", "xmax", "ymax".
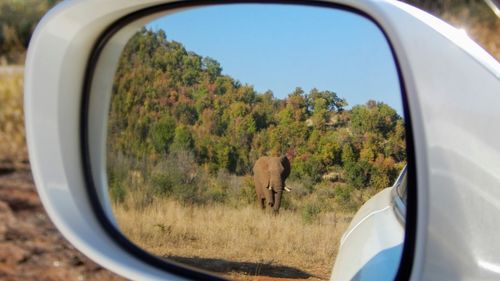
[{"xmin": 105, "ymin": 4, "xmax": 407, "ymax": 280}]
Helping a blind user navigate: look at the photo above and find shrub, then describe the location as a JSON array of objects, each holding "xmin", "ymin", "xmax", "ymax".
[
  {"xmin": 233, "ymin": 175, "xmax": 257, "ymax": 206},
  {"xmin": 110, "ymin": 181, "xmax": 126, "ymax": 203},
  {"xmin": 344, "ymin": 160, "xmax": 372, "ymax": 189},
  {"xmin": 150, "ymin": 115, "xmax": 176, "ymax": 155},
  {"xmin": 335, "ymin": 184, "xmax": 353, "ymax": 206},
  {"xmin": 286, "ymin": 179, "xmax": 311, "ymax": 197},
  {"xmin": 173, "ymin": 183, "xmax": 206, "ymax": 205},
  {"xmin": 0, "ymin": 72, "xmax": 27, "ymax": 165},
  {"xmin": 107, "ymin": 152, "xmax": 133, "ymax": 203},
  {"xmin": 147, "ymin": 149, "xmax": 211, "ymax": 205},
  {"xmin": 150, "ymin": 172, "xmax": 174, "ymax": 195},
  {"xmin": 215, "ymin": 170, "xmax": 256, "ymax": 207},
  {"xmin": 317, "ymin": 182, "xmax": 336, "ymax": 198},
  {"xmin": 206, "ymin": 187, "xmax": 227, "ymax": 204},
  {"xmin": 291, "ymin": 156, "xmax": 324, "ymax": 183},
  {"xmin": 302, "ymin": 202, "xmax": 321, "ymax": 224}
]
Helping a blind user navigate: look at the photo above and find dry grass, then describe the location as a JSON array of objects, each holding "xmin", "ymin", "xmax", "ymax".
[
  {"xmin": 113, "ymin": 192, "xmax": 353, "ymax": 280},
  {"xmin": 0, "ymin": 66, "xmax": 27, "ymax": 168}
]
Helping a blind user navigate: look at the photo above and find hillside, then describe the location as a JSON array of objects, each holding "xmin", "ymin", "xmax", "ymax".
[{"xmin": 108, "ymin": 28, "xmax": 407, "ymax": 212}]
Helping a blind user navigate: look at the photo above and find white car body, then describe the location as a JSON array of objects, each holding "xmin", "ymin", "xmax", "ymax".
[
  {"xmin": 331, "ymin": 167, "xmax": 407, "ymax": 281},
  {"xmin": 24, "ymin": 0, "xmax": 500, "ymax": 280}
]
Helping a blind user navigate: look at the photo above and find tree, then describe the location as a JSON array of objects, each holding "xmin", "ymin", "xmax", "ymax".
[
  {"xmin": 0, "ymin": 0, "xmax": 63, "ymax": 63},
  {"xmin": 307, "ymin": 88, "xmax": 347, "ymax": 113},
  {"xmin": 202, "ymin": 57, "xmax": 222, "ymax": 82},
  {"xmin": 350, "ymin": 100, "xmax": 400, "ymax": 138},
  {"xmin": 150, "ymin": 115, "xmax": 176, "ymax": 155},
  {"xmin": 171, "ymin": 125, "xmax": 194, "ymax": 152}
]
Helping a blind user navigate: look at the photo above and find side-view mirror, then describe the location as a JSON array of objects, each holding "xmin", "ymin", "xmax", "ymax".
[{"xmin": 24, "ymin": 0, "xmax": 500, "ymax": 280}]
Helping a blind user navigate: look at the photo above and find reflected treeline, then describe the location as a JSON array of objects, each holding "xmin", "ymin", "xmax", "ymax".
[{"xmin": 108, "ymin": 28, "xmax": 406, "ymax": 216}]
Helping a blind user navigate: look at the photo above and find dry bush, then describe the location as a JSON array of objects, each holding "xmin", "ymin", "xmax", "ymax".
[
  {"xmin": 113, "ymin": 192, "xmax": 353, "ymax": 280},
  {"xmin": 0, "ymin": 67, "xmax": 27, "ymax": 168}
]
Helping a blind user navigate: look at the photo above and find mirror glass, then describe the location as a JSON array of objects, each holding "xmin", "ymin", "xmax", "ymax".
[{"xmin": 104, "ymin": 4, "xmax": 407, "ymax": 280}]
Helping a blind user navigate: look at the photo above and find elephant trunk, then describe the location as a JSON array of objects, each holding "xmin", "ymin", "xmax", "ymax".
[{"xmin": 273, "ymin": 190, "xmax": 283, "ymax": 214}]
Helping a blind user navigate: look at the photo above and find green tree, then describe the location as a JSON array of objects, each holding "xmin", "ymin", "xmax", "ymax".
[
  {"xmin": 202, "ymin": 57, "xmax": 222, "ymax": 82},
  {"xmin": 171, "ymin": 125, "xmax": 194, "ymax": 152},
  {"xmin": 150, "ymin": 115, "xmax": 176, "ymax": 155}
]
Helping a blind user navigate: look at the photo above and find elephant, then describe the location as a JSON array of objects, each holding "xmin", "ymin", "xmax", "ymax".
[{"xmin": 252, "ymin": 155, "xmax": 292, "ymax": 214}]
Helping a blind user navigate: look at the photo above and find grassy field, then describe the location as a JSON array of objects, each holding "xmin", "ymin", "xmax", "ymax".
[
  {"xmin": 113, "ymin": 191, "xmax": 353, "ymax": 280},
  {"xmin": 0, "ymin": 66, "xmax": 27, "ymax": 168}
]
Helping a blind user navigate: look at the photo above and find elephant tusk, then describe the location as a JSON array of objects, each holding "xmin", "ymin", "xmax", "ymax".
[{"xmin": 284, "ymin": 186, "xmax": 292, "ymax": 192}]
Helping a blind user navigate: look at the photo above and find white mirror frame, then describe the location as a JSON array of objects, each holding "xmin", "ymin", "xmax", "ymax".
[{"xmin": 24, "ymin": 0, "xmax": 500, "ymax": 280}]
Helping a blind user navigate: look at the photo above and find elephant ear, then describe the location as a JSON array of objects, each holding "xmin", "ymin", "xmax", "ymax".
[{"xmin": 280, "ymin": 156, "xmax": 291, "ymax": 179}]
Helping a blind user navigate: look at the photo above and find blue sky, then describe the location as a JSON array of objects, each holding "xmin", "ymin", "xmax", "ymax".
[{"xmin": 147, "ymin": 4, "xmax": 403, "ymax": 115}]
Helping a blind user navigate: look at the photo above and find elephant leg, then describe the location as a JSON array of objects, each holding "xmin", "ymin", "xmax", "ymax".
[
  {"xmin": 255, "ymin": 181, "xmax": 266, "ymax": 209},
  {"xmin": 259, "ymin": 197, "xmax": 265, "ymax": 209},
  {"xmin": 265, "ymin": 189, "xmax": 274, "ymax": 208},
  {"xmin": 272, "ymin": 190, "xmax": 283, "ymax": 215}
]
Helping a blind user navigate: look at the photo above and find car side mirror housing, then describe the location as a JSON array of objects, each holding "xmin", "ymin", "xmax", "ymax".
[{"xmin": 24, "ymin": 0, "xmax": 500, "ymax": 280}]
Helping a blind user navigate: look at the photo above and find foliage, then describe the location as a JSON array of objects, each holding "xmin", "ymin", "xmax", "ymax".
[
  {"xmin": 0, "ymin": 69, "xmax": 27, "ymax": 166},
  {"xmin": 302, "ymin": 202, "xmax": 322, "ymax": 224},
  {"xmin": 0, "ymin": 0, "xmax": 62, "ymax": 64},
  {"xmin": 150, "ymin": 114, "xmax": 176, "ymax": 155},
  {"xmin": 149, "ymin": 150, "xmax": 207, "ymax": 205},
  {"xmin": 107, "ymin": 28, "xmax": 407, "ymax": 218}
]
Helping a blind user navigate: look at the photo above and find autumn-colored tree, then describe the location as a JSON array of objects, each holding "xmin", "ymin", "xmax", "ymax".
[{"xmin": 108, "ymin": 28, "xmax": 407, "ymax": 208}]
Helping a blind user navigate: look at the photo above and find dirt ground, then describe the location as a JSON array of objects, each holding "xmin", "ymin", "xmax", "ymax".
[{"xmin": 0, "ymin": 166, "xmax": 127, "ymax": 281}]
